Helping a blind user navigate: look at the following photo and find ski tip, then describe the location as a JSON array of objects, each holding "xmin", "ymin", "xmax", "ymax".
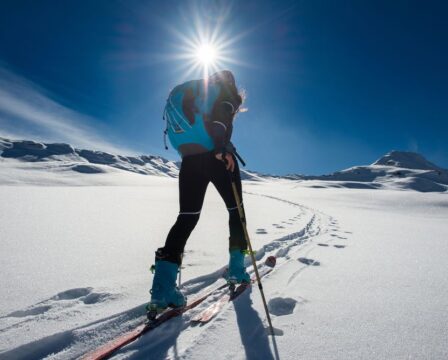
[{"xmin": 265, "ymin": 255, "xmax": 276, "ymax": 268}]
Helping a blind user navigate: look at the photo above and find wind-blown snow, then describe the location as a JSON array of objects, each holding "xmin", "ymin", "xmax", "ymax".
[{"xmin": 1, "ymin": 138, "xmax": 447, "ymax": 359}]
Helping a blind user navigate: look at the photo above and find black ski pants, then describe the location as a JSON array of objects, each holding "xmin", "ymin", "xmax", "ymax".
[{"xmin": 162, "ymin": 151, "xmax": 247, "ymax": 264}]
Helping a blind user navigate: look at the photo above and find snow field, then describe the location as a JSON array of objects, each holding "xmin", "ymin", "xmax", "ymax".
[
  {"xmin": 147, "ymin": 184, "xmax": 448, "ymax": 360},
  {"xmin": 243, "ymin": 185, "xmax": 448, "ymax": 360},
  {"xmin": 0, "ymin": 171, "xmax": 447, "ymax": 359},
  {"xmin": 0, "ymin": 179, "xmax": 307, "ymax": 359}
]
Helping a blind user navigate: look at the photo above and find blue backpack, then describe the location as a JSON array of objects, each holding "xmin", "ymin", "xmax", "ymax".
[{"xmin": 163, "ymin": 79, "xmax": 221, "ymax": 156}]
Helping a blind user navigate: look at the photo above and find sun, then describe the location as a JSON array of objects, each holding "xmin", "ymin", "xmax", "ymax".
[
  {"xmin": 195, "ymin": 44, "xmax": 217, "ymax": 66},
  {"xmin": 164, "ymin": 2, "xmax": 248, "ymax": 80},
  {"xmin": 191, "ymin": 41, "xmax": 222, "ymax": 77}
]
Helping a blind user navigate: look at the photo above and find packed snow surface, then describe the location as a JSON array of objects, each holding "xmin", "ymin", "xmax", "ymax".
[{"xmin": 1, "ymin": 138, "xmax": 447, "ymax": 359}]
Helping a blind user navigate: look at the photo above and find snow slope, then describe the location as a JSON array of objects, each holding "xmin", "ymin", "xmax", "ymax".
[{"xmin": 1, "ymin": 139, "xmax": 447, "ymax": 359}]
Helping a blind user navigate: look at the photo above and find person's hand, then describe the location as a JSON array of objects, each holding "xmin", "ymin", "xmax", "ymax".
[{"xmin": 215, "ymin": 153, "xmax": 235, "ymax": 172}]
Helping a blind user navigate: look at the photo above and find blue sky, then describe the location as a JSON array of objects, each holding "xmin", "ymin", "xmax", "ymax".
[{"xmin": 0, "ymin": 0, "xmax": 447, "ymax": 174}]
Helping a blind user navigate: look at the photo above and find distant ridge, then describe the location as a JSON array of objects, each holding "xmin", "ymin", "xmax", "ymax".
[
  {"xmin": 0, "ymin": 137, "xmax": 263, "ymax": 181},
  {"xmin": 0, "ymin": 137, "xmax": 179, "ymax": 177},
  {"xmin": 288, "ymin": 150, "xmax": 448, "ymax": 193},
  {"xmin": 1, "ymin": 137, "xmax": 446, "ymax": 192}
]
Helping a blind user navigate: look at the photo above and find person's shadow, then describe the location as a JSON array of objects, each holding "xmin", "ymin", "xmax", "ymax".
[
  {"xmin": 234, "ymin": 286, "xmax": 280, "ymax": 360},
  {"xmin": 123, "ymin": 315, "xmax": 184, "ymax": 359}
]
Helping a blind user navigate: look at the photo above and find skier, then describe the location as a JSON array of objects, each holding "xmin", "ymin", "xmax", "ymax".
[{"xmin": 148, "ymin": 70, "xmax": 250, "ymax": 312}]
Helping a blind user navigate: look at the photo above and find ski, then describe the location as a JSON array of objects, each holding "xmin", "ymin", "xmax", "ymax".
[
  {"xmin": 82, "ymin": 256, "xmax": 276, "ymax": 359},
  {"xmin": 192, "ymin": 257, "xmax": 276, "ymax": 324},
  {"xmin": 81, "ymin": 280, "xmax": 228, "ymax": 360}
]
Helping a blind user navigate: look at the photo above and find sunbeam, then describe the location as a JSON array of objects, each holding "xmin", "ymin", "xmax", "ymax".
[{"xmin": 164, "ymin": 2, "xmax": 243, "ymax": 80}]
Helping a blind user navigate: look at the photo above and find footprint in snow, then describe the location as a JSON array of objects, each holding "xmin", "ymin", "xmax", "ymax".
[
  {"xmin": 275, "ymin": 247, "xmax": 290, "ymax": 258},
  {"xmin": 7, "ymin": 288, "xmax": 116, "ymax": 318},
  {"xmin": 334, "ymin": 245, "xmax": 346, "ymax": 249},
  {"xmin": 317, "ymin": 243, "xmax": 329, "ymax": 247},
  {"xmin": 266, "ymin": 327, "xmax": 285, "ymax": 336},
  {"xmin": 50, "ymin": 287, "xmax": 116, "ymax": 304},
  {"xmin": 298, "ymin": 257, "xmax": 321, "ymax": 266},
  {"xmin": 331, "ymin": 234, "xmax": 347, "ymax": 240},
  {"xmin": 82, "ymin": 292, "xmax": 116, "ymax": 305},
  {"xmin": 268, "ymin": 297, "xmax": 298, "ymax": 316},
  {"xmin": 256, "ymin": 228, "xmax": 268, "ymax": 234},
  {"xmin": 7, "ymin": 305, "xmax": 52, "ymax": 318},
  {"xmin": 51, "ymin": 287, "xmax": 92, "ymax": 300}
]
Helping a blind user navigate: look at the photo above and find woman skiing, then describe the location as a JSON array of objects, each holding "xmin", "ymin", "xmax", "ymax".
[{"xmin": 148, "ymin": 70, "xmax": 250, "ymax": 312}]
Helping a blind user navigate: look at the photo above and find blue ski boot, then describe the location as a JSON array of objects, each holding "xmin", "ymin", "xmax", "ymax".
[
  {"xmin": 227, "ymin": 249, "xmax": 251, "ymax": 284},
  {"xmin": 147, "ymin": 250, "xmax": 186, "ymax": 318}
]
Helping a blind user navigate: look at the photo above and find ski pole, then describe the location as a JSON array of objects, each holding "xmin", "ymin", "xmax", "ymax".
[
  {"xmin": 233, "ymin": 149, "xmax": 246, "ymax": 167},
  {"xmin": 228, "ymin": 170, "xmax": 275, "ymax": 336}
]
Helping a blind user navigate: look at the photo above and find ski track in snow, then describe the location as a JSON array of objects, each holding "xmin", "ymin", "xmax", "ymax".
[
  {"xmin": 173, "ymin": 192, "xmax": 349, "ymax": 360},
  {"xmin": 0, "ymin": 190, "xmax": 350, "ymax": 360},
  {"xmin": 176, "ymin": 192, "xmax": 351, "ymax": 360}
]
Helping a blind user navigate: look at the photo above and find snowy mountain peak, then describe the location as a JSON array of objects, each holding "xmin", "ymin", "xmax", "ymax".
[{"xmin": 372, "ymin": 151, "xmax": 442, "ymax": 171}]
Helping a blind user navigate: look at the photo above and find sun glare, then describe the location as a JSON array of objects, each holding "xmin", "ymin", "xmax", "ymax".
[
  {"xmin": 196, "ymin": 44, "xmax": 217, "ymax": 66},
  {"xmin": 165, "ymin": 3, "xmax": 247, "ymax": 80}
]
